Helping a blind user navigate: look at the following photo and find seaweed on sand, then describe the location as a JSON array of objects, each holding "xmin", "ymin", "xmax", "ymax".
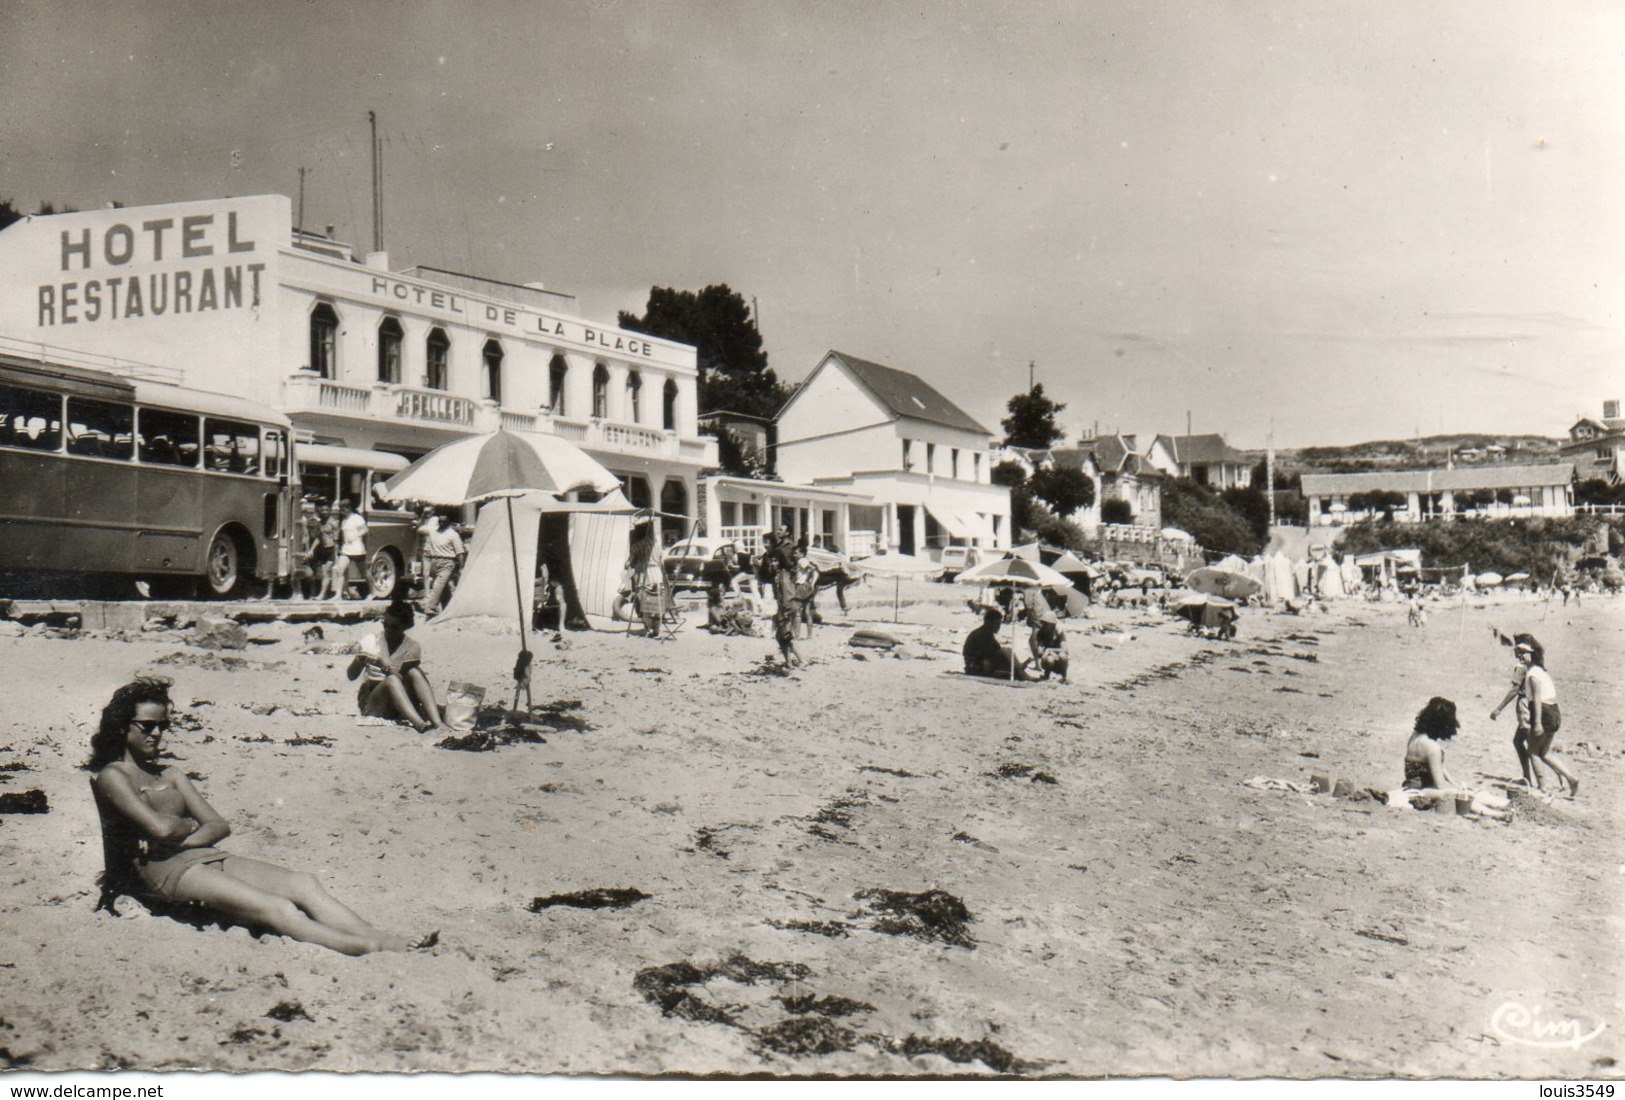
[
  {"xmin": 528, "ymin": 887, "xmax": 650, "ymax": 911},
  {"xmin": 633, "ymin": 955, "xmax": 813, "ymax": 1027},
  {"xmin": 853, "ymin": 888, "xmax": 975, "ymax": 948},
  {"xmin": 756, "ymin": 1016, "xmax": 860, "ymax": 1056}
]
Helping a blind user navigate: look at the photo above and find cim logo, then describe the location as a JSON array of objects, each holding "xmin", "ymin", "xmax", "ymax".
[{"xmin": 1490, "ymin": 1001, "xmax": 1607, "ymax": 1050}]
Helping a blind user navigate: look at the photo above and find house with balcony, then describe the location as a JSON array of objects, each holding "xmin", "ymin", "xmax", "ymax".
[
  {"xmin": 1560, "ymin": 400, "xmax": 1625, "ymax": 484},
  {"xmin": 0, "ymin": 194, "xmax": 717, "ymax": 534},
  {"xmin": 773, "ymin": 350, "xmax": 1009, "ymax": 558},
  {"xmin": 1144, "ymin": 432, "xmax": 1254, "ymax": 489},
  {"xmin": 1077, "ymin": 432, "xmax": 1162, "ymax": 532}
]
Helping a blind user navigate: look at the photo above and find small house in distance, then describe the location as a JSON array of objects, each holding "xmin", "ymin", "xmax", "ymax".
[
  {"xmin": 1560, "ymin": 399, "xmax": 1625, "ymax": 484},
  {"xmin": 1144, "ymin": 432, "xmax": 1253, "ymax": 489},
  {"xmin": 774, "ymin": 350, "xmax": 1010, "ymax": 558}
]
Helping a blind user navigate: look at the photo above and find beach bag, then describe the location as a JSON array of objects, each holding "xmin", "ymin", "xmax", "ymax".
[{"xmin": 444, "ymin": 681, "xmax": 485, "ymax": 732}]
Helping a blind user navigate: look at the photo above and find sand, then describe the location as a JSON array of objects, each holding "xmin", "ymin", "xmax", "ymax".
[{"xmin": 0, "ymin": 584, "xmax": 1620, "ymax": 1078}]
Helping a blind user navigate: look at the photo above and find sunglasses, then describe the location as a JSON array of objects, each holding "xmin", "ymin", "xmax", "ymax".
[{"xmin": 130, "ymin": 718, "xmax": 171, "ymax": 735}]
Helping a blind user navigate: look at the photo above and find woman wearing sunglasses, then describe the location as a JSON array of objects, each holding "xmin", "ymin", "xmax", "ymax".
[{"xmin": 88, "ymin": 679, "xmax": 428, "ymax": 955}]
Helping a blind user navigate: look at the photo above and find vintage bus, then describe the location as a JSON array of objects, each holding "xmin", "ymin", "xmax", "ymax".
[
  {"xmin": 0, "ymin": 353, "xmax": 296, "ymax": 598},
  {"xmin": 294, "ymin": 443, "xmax": 419, "ymax": 599}
]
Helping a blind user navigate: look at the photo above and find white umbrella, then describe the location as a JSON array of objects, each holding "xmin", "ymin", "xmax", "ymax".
[
  {"xmin": 852, "ymin": 552, "xmax": 944, "ymax": 622},
  {"xmin": 1186, "ymin": 566, "xmax": 1264, "ymax": 600},
  {"xmin": 1476, "ymin": 572, "xmax": 1504, "ymax": 587},
  {"xmin": 1160, "ymin": 527, "xmax": 1193, "ymax": 542}
]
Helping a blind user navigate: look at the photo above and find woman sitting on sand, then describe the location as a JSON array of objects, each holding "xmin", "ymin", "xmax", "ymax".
[
  {"xmin": 1403, "ymin": 696, "xmax": 1462, "ymax": 791},
  {"xmin": 89, "ymin": 679, "xmax": 429, "ymax": 955},
  {"xmin": 347, "ymin": 601, "xmax": 443, "ymax": 731}
]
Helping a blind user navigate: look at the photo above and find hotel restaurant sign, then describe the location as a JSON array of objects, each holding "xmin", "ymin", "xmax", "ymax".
[{"xmin": 12, "ymin": 194, "xmax": 690, "ymax": 371}]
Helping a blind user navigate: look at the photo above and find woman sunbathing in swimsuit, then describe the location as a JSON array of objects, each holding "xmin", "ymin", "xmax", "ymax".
[
  {"xmin": 89, "ymin": 679, "xmax": 431, "ymax": 955},
  {"xmin": 1403, "ymin": 696, "xmax": 1461, "ymax": 791}
]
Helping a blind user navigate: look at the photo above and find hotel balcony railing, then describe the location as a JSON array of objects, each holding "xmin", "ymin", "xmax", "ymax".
[{"xmin": 283, "ymin": 374, "xmax": 717, "ymax": 464}]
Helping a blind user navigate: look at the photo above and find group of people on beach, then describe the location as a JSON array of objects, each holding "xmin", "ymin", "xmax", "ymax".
[
  {"xmin": 1401, "ymin": 628, "xmax": 1578, "ymax": 802},
  {"xmin": 962, "ymin": 589, "xmax": 1070, "ymax": 683}
]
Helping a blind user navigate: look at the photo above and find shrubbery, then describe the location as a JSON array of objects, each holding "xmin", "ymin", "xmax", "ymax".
[{"xmin": 1337, "ymin": 516, "xmax": 1619, "ymax": 578}]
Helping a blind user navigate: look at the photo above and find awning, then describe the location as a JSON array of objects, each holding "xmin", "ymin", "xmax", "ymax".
[{"xmin": 924, "ymin": 502, "xmax": 972, "ymax": 539}]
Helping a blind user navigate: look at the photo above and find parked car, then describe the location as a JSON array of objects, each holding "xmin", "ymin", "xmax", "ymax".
[
  {"xmin": 936, "ymin": 545, "xmax": 987, "ymax": 581},
  {"xmin": 662, "ymin": 538, "xmax": 746, "ymax": 591}
]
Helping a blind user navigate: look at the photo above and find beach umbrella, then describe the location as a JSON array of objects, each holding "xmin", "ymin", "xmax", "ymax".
[
  {"xmin": 1185, "ymin": 566, "xmax": 1264, "ymax": 601},
  {"xmin": 378, "ymin": 429, "xmax": 621, "ymax": 705},
  {"xmin": 852, "ymin": 552, "xmax": 943, "ymax": 622},
  {"xmin": 1506, "ymin": 572, "xmax": 1530, "ymax": 582},
  {"xmin": 1476, "ymin": 572, "xmax": 1504, "ymax": 587},
  {"xmin": 1161, "ymin": 527, "xmax": 1193, "ymax": 543},
  {"xmin": 955, "ymin": 556, "xmax": 1073, "ymax": 590}
]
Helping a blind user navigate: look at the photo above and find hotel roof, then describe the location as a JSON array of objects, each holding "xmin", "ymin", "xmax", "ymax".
[
  {"xmin": 1300, "ymin": 464, "xmax": 1574, "ymax": 495},
  {"xmin": 824, "ymin": 351, "xmax": 992, "ymax": 436}
]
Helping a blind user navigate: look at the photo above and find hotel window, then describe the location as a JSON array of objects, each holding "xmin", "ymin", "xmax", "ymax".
[
  {"xmin": 549, "ymin": 355, "xmax": 568, "ymax": 414},
  {"xmin": 950, "ymin": 449, "xmax": 959, "ymax": 479},
  {"xmin": 902, "ymin": 439, "xmax": 913, "ymax": 471},
  {"xmin": 626, "ymin": 370, "xmax": 642, "ymax": 422},
  {"xmin": 425, "ymin": 328, "xmax": 450, "ymax": 390},
  {"xmin": 483, "ymin": 340, "xmax": 504, "ymax": 404},
  {"xmin": 309, "ymin": 304, "xmax": 339, "ymax": 379},
  {"xmin": 663, "ymin": 379, "xmax": 678, "ymax": 431},
  {"xmin": 377, "ymin": 317, "xmax": 403, "ymax": 384},
  {"xmin": 592, "ymin": 363, "xmax": 609, "ymax": 419},
  {"xmin": 1599, "ymin": 447, "xmax": 1614, "ymax": 461},
  {"xmin": 926, "ymin": 442, "xmax": 936, "ymax": 474}
]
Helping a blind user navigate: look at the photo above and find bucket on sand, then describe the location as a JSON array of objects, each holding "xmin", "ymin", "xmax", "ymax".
[
  {"xmin": 1310, "ymin": 774, "xmax": 1331, "ymax": 794},
  {"xmin": 1455, "ymin": 793, "xmax": 1475, "ymax": 816}
]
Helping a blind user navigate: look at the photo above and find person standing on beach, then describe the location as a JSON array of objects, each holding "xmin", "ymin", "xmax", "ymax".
[
  {"xmin": 333, "ymin": 500, "xmax": 369, "ymax": 600},
  {"xmin": 417, "ymin": 511, "xmax": 465, "ymax": 617},
  {"xmin": 1517, "ymin": 638, "xmax": 1579, "ymax": 797}
]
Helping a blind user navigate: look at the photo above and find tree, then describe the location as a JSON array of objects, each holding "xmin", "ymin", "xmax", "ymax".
[
  {"xmin": 1000, "ymin": 384, "xmax": 1066, "ymax": 449},
  {"xmin": 1159, "ymin": 479, "xmax": 1261, "ymax": 556},
  {"xmin": 618, "ymin": 285, "xmax": 790, "ymax": 420},
  {"xmin": 991, "ymin": 460, "xmax": 1086, "ymax": 550},
  {"xmin": 1100, "ymin": 499, "xmax": 1134, "ymax": 525},
  {"xmin": 1029, "ymin": 465, "xmax": 1095, "ymax": 518}
]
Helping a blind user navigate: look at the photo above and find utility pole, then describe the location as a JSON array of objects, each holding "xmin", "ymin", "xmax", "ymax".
[
  {"xmin": 1028, "ymin": 360, "xmax": 1035, "ymax": 392},
  {"xmin": 1267, "ymin": 416, "xmax": 1277, "ymax": 529},
  {"xmin": 296, "ymin": 167, "xmax": 309, "ymax": 233}
]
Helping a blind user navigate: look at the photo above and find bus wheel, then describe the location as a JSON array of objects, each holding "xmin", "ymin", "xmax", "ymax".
[
  {"xmin": 204, "ymin": 530, "xmax": 245, "ymax": 598},
  {"xmin": 367, "ymin": 549, "xmax": 401, "ymax": 600}
]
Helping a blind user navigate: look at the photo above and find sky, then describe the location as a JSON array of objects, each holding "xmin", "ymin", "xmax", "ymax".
[{"xmin": 2, "ymin": 0, "xmax": 1621, "ymax": 449}]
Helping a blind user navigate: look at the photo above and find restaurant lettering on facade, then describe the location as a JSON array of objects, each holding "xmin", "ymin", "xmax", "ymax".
[
  {"xmin": 37, "ymin": 211, "xmax": 265, "ymax": 326},
  {"xmin": 369, "ymin": 276, "xmax": 656, "ymax": 357}
]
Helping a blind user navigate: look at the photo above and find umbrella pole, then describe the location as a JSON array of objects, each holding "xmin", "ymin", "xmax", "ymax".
[
  {"xmin": 894, "ymin": 576, "xmax": 900, "ymax": 623},
  {"xmin": 506, "ymin": 497, "xmax": 533, "ymax": 712}
]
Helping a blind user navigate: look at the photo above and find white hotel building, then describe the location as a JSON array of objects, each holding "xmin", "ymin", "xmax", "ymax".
[{"xmin": 0, "ymin": 194, "xmax": 716, "ymax": 525}]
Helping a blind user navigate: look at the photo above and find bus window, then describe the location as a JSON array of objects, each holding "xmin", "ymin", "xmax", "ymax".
[
  {"xmin": 341, "ymin": 468, "xmax": 368, "ymax": 506},
  {"xmin": 138, "ymin": 408, "xmax": 201, "ymax": 467},
  {"xmin": 264, "ymin": 430, "xmax": 283, "ymax": 480},
  {"xmin": 302, "ymin": 464, "xmax": 338, "ymax": 504},
  {"xmin": 0, "ymin": 385, "xmax": 63, "ymax": 451},
  {"xmin": 66, "ymin": 398, "xmax": 134, "ymax": 461},
  {"xmin": 204, "ymin": 418, "xmax": 261, "ymax": 475}
]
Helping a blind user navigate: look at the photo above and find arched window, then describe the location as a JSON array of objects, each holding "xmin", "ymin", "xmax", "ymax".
[
  {"xmin": 309, "ymin": 304, "xmax": 339, "ymax": 379},
  {"xmin": 663, "ymin": 379, "xmax": 678, "ymax": 431},
  {"xmin": 659, "ymin": 479, "xmax": 689, "ymax": 545},
  {"xmin": 426, "ymin": 328, "xmax": 450, "ymax": 390},
  {"xmin": 626, "ymin": 370, "xmax": 642, "ymax": 423},
  {"xmin": 377, "ymin": 317, "xmax": 403, "ymax": 384},
  {"xmin": 549, "ymin": 355, "xmax": 568, "ymax": 415},
  {"xmin": 592, "ymin": 363, "xmax": 609, "ymax": 419},
  {"xmin": 482, "ymin": 339, "xmax": 504, "ymax": 404}
]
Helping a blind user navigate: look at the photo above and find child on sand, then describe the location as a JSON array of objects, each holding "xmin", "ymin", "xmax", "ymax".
[
  {"xmin": 89, "ymin": 679, "xmax": 432, "ymax": 955},
  {"xmin": 347, "ymin": 601, "xmax": 444, "ymax": 731}
]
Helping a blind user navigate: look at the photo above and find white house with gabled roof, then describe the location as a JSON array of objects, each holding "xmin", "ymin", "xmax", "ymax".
[{"xmin": 774, "ymin": 350, "xmax": 1010, "ymax": 558}]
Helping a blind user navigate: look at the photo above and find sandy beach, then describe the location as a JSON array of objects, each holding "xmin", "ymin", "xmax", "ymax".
[{"xmin": 0, "ymin": 584, "xmax": 1620, "ymax": 1078}]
